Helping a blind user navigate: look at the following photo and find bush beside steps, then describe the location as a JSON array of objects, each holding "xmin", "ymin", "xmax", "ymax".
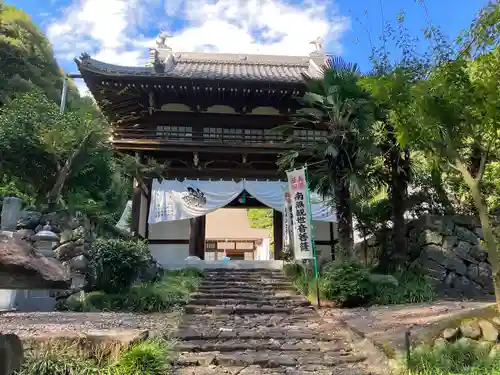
[
  {"xmin": 18, "ymin": 338, "xmax": 172, "ymax": 375},
  {"xmin": 283, "ymin": 260, "xmax": 435, "ymax": 307},
  {"xmin": 57, "ymin": 268, "xmax": 204, "ymax": 313}
]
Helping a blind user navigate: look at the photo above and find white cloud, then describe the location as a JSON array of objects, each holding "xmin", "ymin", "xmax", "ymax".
[{"xmin": 46, "ymin": 0, "xmax": 350, "ymax": 95}]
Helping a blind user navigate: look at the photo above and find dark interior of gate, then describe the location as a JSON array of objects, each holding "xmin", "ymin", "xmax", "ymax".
[{"xmin": 75, "ymin": 46, "xmax": 337, "ymax": 264}]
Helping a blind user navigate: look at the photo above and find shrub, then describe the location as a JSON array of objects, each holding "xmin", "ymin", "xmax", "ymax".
[
  {"xmin": 107, "ymin": 339, "xmax": 172, "ymax": 375},
  {"xmin": 283, "ymin": 263, "xmax": 305, "ymax": 279},
  {"xmin": 398, "ymin": 340, "xmax": 500, "ymax": 375},
  {"xmin": 372, "ymin": 272, "xmax": 435, "ymax": 305},
  {"xmin": 58, "ymin": 268, "xmax": 203, "ymax": 313},
  {"xmin": 18, "ymin": 350, "xmax": 98, "ymax": 375},
  {"xmin": 87, "ymin": 238, "xmax": 151, "ymax": 293},
  {"xmin": 320, "ymin": 260, "xmax": 374, "ymax": 307}
]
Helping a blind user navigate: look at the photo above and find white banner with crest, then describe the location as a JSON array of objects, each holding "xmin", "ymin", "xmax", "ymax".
[
  {"xmin": 286, "ymin": 168, "xmax": 314, "ymax": 260},
  {"xmin": 149, "ymin": 179, "xmax": 336, "ymax": 224}
]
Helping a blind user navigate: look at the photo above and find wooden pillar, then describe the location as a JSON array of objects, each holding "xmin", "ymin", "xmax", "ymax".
[
  {"xmin": 329, "ymin": 222, "xmax": 336, "ymax": 260},
  {"xmin": 130, "ymin": 182, "xmax": 141, "ymax": 236},
  {"xmin": 130, "ymin": 151, "xmax": 143, "ymax": 237},
  {"xmin": 189, "ymin": 216, "xmax": 206, "ymax": 259},
  {"xmin": 197, "ymin": 215, "xmax": 206, "ymax": 260},
  {"xmin": 273, "ymin": 210, "xmax": 283, "ymax": 260},
  {"xmin": 145, "ymin": 179, "xmax": 152, "ymax": 239}
]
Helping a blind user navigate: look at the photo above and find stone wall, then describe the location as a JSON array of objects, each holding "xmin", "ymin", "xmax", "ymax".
[{"xmin": 355, "ymin": 215, "xmax": 493, "ymax": 298}]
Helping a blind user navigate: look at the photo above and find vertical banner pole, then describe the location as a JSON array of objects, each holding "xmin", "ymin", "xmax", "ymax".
[{"xmin": 304, "ymin": 166, "xmax": 320, "ymax": 308}]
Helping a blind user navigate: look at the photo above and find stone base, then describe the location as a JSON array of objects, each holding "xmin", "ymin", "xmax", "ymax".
[{"xmin": 163, "ymin": 260, "xmax": 284, "ymax": 270}]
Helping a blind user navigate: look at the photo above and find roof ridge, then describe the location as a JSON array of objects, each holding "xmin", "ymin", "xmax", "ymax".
[{"xmin": 176, "ymin": 58, "xmax": 310, "ymax": 67}]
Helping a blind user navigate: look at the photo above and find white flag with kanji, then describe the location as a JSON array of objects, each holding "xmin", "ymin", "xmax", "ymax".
[{"xmin": 286, "ymin": 168, "xmax": 314, "ymax": 260}]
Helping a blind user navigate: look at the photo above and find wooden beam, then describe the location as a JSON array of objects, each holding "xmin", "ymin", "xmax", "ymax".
[
  {"xmin": 165, "ymin": 167, "xmax": 283, "ymax": 180},
  {"xmin": 116, "ymin": 111, "xmax": 291, "ymax": 129},
  {"xmin": 112, "ymin": 140, "xmax": 289, "ymax": 154},
  {"xmin": 273, "ymin": 210, "xmax": 283, "ymax": 260},
  {"xmin": 148, "ymin": 239, "xmax": 190, "ymax": 244}
]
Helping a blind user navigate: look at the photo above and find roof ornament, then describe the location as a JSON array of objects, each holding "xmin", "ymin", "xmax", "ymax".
[
  {"xmin": 156, "ymin": 31, "xmax": 172, "ymax": 51},
  {"xmin": 309, "ymin": 37, "xmax": 324, "ymax": 54}
]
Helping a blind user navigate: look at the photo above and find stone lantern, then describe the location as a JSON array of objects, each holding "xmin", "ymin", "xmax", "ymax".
[{"xmin": 33, "ymin": 223, "xmax": 59, "ymax": 258}]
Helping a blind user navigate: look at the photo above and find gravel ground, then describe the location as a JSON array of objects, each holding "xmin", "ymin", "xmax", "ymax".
[
  {"xmin": 0, "ymin": 310, "xmax": 183, "ymax": 338},
  {"xmin": 318, "ymin": 300, "xmax": 494, "ymax": 353}
]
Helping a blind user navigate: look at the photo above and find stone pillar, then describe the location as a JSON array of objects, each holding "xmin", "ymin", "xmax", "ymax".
[
  {"xmin": 189, "ymin": 216, "xmax": 206, "ymax": 259},
  {"xmin": 1, "ymin": 197, "xmax": 22, "ymax": 232},
  {"xmin": 273, "ymin": 210, "xmax": 283, "ymax": 260}
]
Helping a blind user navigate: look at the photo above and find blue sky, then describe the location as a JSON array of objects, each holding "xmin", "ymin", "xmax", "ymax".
[{"xmin": 7, "ymin": 0, "xmax": 488, "ymax": 94}]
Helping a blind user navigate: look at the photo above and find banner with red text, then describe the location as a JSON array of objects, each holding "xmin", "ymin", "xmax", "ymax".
[{"xmin": 286, "ymin": 168, "xmax": 314, "ymax": 260}]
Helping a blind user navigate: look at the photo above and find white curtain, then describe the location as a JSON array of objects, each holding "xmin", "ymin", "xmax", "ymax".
[
  {"xmin": 149, "ymin": 179, "xmax": 336, "ymax": 224},
  {"xmin": 149, "ymin": 179, "xmax": 244, "ymax": 223},
  {"xmin": 243, "ymin": 180, "xmax": 285, "ymax": 211}
]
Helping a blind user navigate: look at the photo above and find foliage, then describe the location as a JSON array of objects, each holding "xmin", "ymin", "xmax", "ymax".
[
  {"xmin": 87, "ymin": 238, "xmax": 152, "ymax": 294},
  {"xmin": 17, "ymin": 349, "xmax": 99, "ymax": 375},
  {"xmin": 106, "ymin": 339, "xmax": 172, "ymax": 375},
  {"xmin": 276, "ymin": 57, "xmax": 373, "ymax": 258},
  {"xmin": 58, "ymin": 269, "xmax": 203, "ymax": 313},
  {"xmin": 18, "ymin": 339, "xmax": 173, "ymax": 375},
  {"xmin": 372, "ymin": 271, "xmax": 435, "ymax": 305},
  {"xmin": 398, "ymin": 340, "xmax": 500, "ymax": 375},
  {"xmin": 285, "ymin": 261, "xmax": 434, "ymax": 307},
  {"xmin": 247, "ymin": 208, "xmax": 273, "ymax": 230},
  {"xmin": 320, "ymin": 260, "xmax": 374, "ymax": 306}
]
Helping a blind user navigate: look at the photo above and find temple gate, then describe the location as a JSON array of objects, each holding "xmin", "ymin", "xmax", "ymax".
[{"xmin": 76, "ymin": 35, "xmax": 337, "ymax": 265}]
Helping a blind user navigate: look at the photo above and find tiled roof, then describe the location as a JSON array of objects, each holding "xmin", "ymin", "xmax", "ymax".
[{"xmin": 76, "ymin": 51, "xmax": 325, "ymax": 83}]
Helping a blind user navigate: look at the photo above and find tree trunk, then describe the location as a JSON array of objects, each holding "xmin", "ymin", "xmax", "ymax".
[
  {"xmin": 46, "ymin": 131, "xmax": 94, "ymax": 210},
  {"xmin": 334, "ymin": 176, "xmax": 353, "ymax": 259},
  {"xmin": 390, "ymin": 147, "xmax": 408, "ymax": 269},
  {"xmin": 457, "ymin": 161, "xmax": 500, "ymax": 311}
]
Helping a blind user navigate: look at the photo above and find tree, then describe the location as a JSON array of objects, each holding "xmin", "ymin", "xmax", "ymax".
[
  {"xmin": 395, "ymin": 48, "xmax": 500, "ymax": 308},
  {"xmin": 360, "ymin": 70, "xmax": 412, "ymax": 270},
  {"xmin": 277, "ymin": 57, "xmax": 372, "ymax": 258}
]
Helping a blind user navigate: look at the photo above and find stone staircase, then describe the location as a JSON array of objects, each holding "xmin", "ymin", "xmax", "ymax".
[{"xmin": 171, "ymin": 268, "xmax": 374, "ymax": 375}]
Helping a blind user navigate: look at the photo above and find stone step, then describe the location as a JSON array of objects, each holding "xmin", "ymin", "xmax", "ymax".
[
  {"xmin": 185, "ymin": 305, "xmax": 314, "ymax": 315},
  {"xmin": 189, "ymin": 298, "xmax": 310, "ymax": 308},
  {"xmin": 176, "ymin": 331, "xmax": 344, "ymax": 342},
  {"xmin": 172, "ymin": 365, "xmax": 367, "ymax": 375},
  {"xmin": 175, "ymin": 338, "xmax": 348, "ymax": 353},
  {"xmin": 190, "ymin": 292, "xmax": 306, "ymax": 301},
  {"xmin": 173, "ymin": 350, "xmax": 366, "ymax": 368},
  {"xmin": 204, "ymin": 268, "xmax": 284, "ymax": 273},
  {"xmin": 202, "ymin": 274, "xmax": 286, "ymax": 280},
  {"xmin": 200, "ymin": 281, "xmax": 294, "ymax": 287},
  {"xmin": 197, "ymin": 285, "xmax": 296, "ymax": 294}
]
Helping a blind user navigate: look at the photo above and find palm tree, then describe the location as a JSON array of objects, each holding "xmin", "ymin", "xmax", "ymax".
[{"xmin": 277, "ymin": 57, "xmax": 373, "ymax": 258}]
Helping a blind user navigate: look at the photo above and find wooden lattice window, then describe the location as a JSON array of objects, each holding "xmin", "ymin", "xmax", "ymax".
[{"xmin": 156, "ymin": 125, "xmax": 192, "ymax": 139}]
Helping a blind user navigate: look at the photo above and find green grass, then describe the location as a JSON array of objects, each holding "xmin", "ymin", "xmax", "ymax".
[
  {"xmin": 57, "ymin": 268, "xmax": 203, "ymax": 313},
  {"xmin": 372, "ymin": 271, "xmax": 436, "ymax": 305},
  {"xmin": 396, "ymin": 340, "xmax": 500, "ymax": 375},
  {"xmin": 106, "ymin": 338, "xmax": 173, "ymax": 375},
  {"xmin": 18, "ymin": 339, "xmax": 173, "ymax": 375}
]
